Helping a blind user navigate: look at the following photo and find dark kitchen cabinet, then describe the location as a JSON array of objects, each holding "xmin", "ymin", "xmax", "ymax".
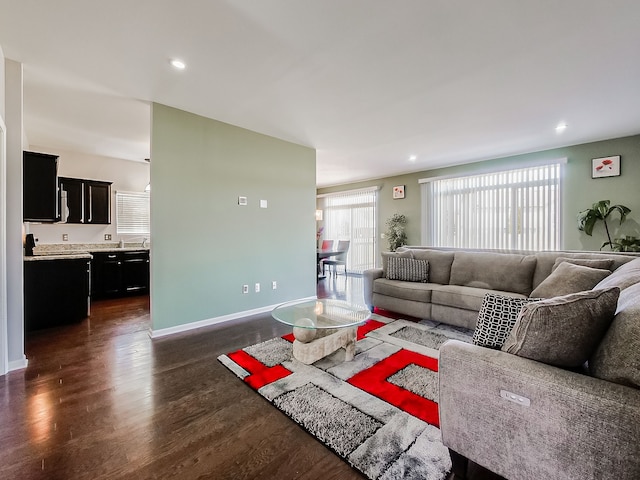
[
  {"xmin": 86, "ymin": 181, "xmax": 111, "ymax": 224},
  {"xmin": 23, "ymin": 151, "xmax": 60, "ymax": 222},
  {"xmin": 60, "ymin": 177, "xmax": 83, "ymax": 223},
  {"xmin": 92, "ymin": 252, "xmax": 122, "ymax": 296},
  {"xmin": 60, "ymin": 177, "xmax": 112, "ymax": 224},
  {"xmin": 24, "ymin": 258, "xmax": 91, "ymax": 331},
  {"xmin": 122, "ymin": 251, "xmax": 151, "ymax": 294},
  {"xmin": 91, "ymin": 250, "xmax": 149, "ymax": 298}
]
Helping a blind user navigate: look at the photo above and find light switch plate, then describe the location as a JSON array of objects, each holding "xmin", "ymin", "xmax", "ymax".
[
  {"xmin": 260, "ymin": 199, "xmax": 268, "ymax": 208},
  {"xmin": 238, "ymin": 196, "xmax": 248, "ymax": 206}
]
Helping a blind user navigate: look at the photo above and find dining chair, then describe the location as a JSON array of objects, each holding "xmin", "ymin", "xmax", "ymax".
[
  {"xmin": 323, "ymin": 240, "xmax": 350, "ymax": 276},
  {"xmin": 320, "ymin": 239, "xmax": 334, "ymax": 250}
]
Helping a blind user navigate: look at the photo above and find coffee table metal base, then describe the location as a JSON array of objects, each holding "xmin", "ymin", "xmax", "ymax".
[{"xmin": 292, "ymin": 326, "xmax": 357, "ymax": 365}]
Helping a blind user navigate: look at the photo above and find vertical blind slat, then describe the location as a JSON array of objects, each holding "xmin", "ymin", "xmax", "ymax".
[
  {"xmin": 425, "ymin": 164, "xmax": 560, "ymax": 250},
  {"xmin": 322, "ymin": 189, "xmax": 377, "ymax": 274}
]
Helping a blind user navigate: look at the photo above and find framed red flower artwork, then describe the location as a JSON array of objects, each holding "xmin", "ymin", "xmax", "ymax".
[
  {"xmin": 592, "ymin": 155, "xmax": 620, "ymax": 178},
  {"xmin": 392, "ymin": 185, "xmax": 405, "ymax": 199}
]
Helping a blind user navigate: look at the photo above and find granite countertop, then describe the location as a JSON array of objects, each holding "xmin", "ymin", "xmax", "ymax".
[
  {"xmin": 24, "ymin": 242, "xmax": 150, "ymax": 261},
  {"xmin": 24, "ymin": 252, "xmax": 94, "ymax": 262}
]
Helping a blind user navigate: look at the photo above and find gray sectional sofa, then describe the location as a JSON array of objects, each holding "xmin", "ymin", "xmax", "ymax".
[
  {"xmin": 363, "ymin": 246, "xmax": 636, "ymax": 328},
  {"xmin": 363, "ymin": 246, "xmax": 640, "ymax": 480}
]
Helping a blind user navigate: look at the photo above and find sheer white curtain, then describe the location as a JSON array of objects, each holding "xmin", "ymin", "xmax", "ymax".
[
  {"xmin": 319, "ymin": 187, "xmax": 378, "ymax": 274},
  {"xmin": 421, "ymin": 161, "xmax": 563, "ymax": 250}
]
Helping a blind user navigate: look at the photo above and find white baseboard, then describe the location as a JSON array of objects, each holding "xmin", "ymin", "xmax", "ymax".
[
  {"xmin": 148, "ymin": 296, "xmax": 317, "ymax": 339},
  {"xmin": 8, "ymin": 355, "xmax": 28, "ymax": 372}
]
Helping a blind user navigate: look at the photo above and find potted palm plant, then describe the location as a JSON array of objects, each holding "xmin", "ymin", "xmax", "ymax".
[
  {"xmin": 609, "ymin": 235, "xmax": 640, "ymax": 252},
  {"xmin": 385, "ymin": 213, "xmax": 407, "ymax": 251},
  {"xmin": 577, "ymin": 200, "xmax": 631, "ymax": 250}
]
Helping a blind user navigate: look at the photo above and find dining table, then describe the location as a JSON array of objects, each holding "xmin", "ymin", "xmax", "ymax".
[{"xmin": 317, "ymin": 248, "xmax": 345, "ymax": 279}]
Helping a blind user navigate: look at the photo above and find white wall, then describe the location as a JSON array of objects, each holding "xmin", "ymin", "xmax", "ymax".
[
  {"xmin": 5, "ymin": 58, "xmax": 26, "ymax": 371},
  {"xmin": 0, "ymin": 46, "xmax": 7, "ymax": 375},
  {"xmin": 27, "ymin": 147, "xmax": 149, "ymax": 245},
  {"xmin": 0, "ymin": 46, "xmax": 4, "ymax": 118}
]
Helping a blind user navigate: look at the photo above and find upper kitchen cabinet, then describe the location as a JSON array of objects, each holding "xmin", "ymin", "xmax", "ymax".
[
  {"xmin": 60, "ymin": 177, "xmax": 112, "ymax": 224},
  {"xmin": 23, "ymin": 151, "xmax": 60, "ymax": 222},
  {"xmin": 86, "ymin": 181, "xmax": 111, "ymax": 224}
]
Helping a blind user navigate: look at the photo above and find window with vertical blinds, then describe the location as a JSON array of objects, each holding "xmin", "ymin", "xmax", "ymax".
[
  {"xmin": 421, "ymin": 162, "xmax": 563, "ymax": 250},
  {"xmin": 320, "ymin": 187, "xmax": 378, "ymax": 274},
  {"xmin": 116, "ymin": 191, "xmax": 150, "ymax": 235}
]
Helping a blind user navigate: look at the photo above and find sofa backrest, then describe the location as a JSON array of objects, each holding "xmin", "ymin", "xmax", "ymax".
[
  {"xmin": 399, "ymin": 246, "xmax": 639, "ymax": 293},
  {"xmin": 449, "ymin": 251, "xmax": 538, "ymax": 295},
  {"xmin": 400, "ymin": 248, "xmax": 455, "ymax": 284},
  {"xmin": 532, "ymin": 251, "xmax": 637, "ymax": 289}
]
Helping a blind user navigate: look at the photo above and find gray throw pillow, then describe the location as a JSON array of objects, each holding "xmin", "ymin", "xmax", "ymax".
[
  {"xmin": 473, "ymin": 294, "xmax": 540, "ymax": 349},
  {"xmin": 551, "ymin": 257, "xmax": 614, "ymax": 272},
  {"xmin": 386, "ymin": 256, "xmax": 429, "ymax": 283},
  {"xmin": 381, "ymin": 250, "xmax": 413, "ymax": 276},
  {"xmin": 530, "ymin": 262, "xmax": 611, "ymax": 298},
  {"xmin": 594, "ymin": 257, "xmax": 640, "ymax": 292},
  {"xmin": 589, "ymin": 282, "xmax": 640, "ymax": 388},
  {"xmin": 502, "ymin": 287, "xmax": 620, "ymax": 368}
]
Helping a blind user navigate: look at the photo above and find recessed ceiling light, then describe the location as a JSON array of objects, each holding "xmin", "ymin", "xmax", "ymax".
[
  {"xmin": 409, "ymin": 155, "xmax": 417, "ymax": 161},
  {"xmin": 555, "ymin": 123, "xmax": 568, "ymax": 133},
  {"xmin": 170, "ymin": 59, "xmax": 186, "ymax": 70}
]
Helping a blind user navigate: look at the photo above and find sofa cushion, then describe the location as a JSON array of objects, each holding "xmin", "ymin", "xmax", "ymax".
[
  {"xmin": 594, "ymin": 257, "xmax": 640, "ymax": 292},
  {"xmin": 431, "ymin": 285, "xmax": 526, "ymax": 312},
  {"xmin": 473, "ymin": 294, "xmax": 540, "ymax": 349},
  {"xmin": 386, "ymin": 256, "xmax": 429, "ymax": 282},
  {"xmin": 502, "ymin": 287, "xmax": 620, "ymax": 368},
  {"xmin": 551, "ymin": 257, "xmax": 614, "ymax": 272},
  {"xmin": 530, "ymin": 262, "xmax": 611, "ymax": 298},
  {"xmin": 589, "ymin": 282, "xmax": 640, "ymax": 388},
  {"xmin": 381, "ymin": 250, "xmax": 413, "ymax": 276},
  {"xmin": 373, "ymin": 278, "xmax": 433, "ymax": 303},
  {"xmin": 449, "ymin": 251, "xmax": 537, "ymax": 295},
  {"xmin": 408, "ymin": 249, "xmax": 455, "ymax": 285}
]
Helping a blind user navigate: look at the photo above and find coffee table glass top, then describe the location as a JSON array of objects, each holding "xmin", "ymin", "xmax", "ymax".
[{"xmin": 272, "ymin": 299, "xmax": 371, "ymax": 329}]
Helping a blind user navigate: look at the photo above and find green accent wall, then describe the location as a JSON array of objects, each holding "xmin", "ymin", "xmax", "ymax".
[
  {"xmin": 150, "ymin": 103, "xmax": 316, "ymax": 331},
  {"xmin": 318, "ymin": 134, "xmax": 640, "ymax": 258}
]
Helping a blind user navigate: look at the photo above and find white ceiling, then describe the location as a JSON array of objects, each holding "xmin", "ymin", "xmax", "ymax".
[{"xmin": 1, "ymin": 1, "xmax": 640, "ymax": 187}]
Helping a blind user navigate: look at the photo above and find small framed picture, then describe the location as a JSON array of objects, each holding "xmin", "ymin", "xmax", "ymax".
[
  {"xmin": 592, "ymin": 155, "xmax": 621, "ymax": 178},
  {"xmin": 392, "ymin": 185, "xmax": 405, "ymax": 199}
]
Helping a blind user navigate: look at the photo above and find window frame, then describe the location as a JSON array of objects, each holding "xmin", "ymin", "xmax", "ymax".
[
  {"xmin": 115, "ymin": 191, "xmax": 150, "ymax": 236},
  {"xmin": 420, "ymin": 160, "xmax": 565, "ymax": 251}
]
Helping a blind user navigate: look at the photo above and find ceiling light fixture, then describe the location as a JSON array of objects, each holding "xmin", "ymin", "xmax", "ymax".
[
  {"xmin": 409, "ymin": 155, "xmax": 417, "ymax": 161},
  {"xmin": 555, "ymin": 123, "xmax": 568, "ymax": 133},
  {"xmin": 170, "ymin": 59, "xmax": 186, "ymax": 70}
]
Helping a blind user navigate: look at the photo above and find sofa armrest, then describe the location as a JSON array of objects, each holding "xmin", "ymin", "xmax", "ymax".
[
  {"xmin": 363, "ymin": 268, "xmax": 384, "ymax": 310},
  {"xmin": 439, "ymin": 340, "xmax": 640, "ymax": 480}
]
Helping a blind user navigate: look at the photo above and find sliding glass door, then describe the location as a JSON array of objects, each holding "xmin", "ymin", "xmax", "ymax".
[{"xmin": 319, "ymin": 187, "xmax": 378, "ymax": 274}]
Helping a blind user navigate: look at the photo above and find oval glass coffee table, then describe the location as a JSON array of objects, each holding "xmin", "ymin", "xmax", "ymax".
[{"xmin": 272, "ymin": 298, "xmax": 371, "ymax": 364}]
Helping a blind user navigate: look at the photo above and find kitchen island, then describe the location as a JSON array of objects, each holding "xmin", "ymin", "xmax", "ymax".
[{"xmin": 24, "ymin": 242, "xmax": 150, "ymax": 331}]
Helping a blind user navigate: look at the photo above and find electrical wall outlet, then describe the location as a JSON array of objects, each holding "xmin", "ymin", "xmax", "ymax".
[
  {"xmin": 104, "ymin": 234, "xmax": 112, "ymax": 241},
  {"xmin": 255, "ymin": 283, "xmax": 260, "ymax": 293},
  {"xmin": 62, "ymin": 233, "xmax": 69, "ymax": 241},
  {"xmin": 272, "ymin": 281, "xmax": 277, "ymax": 290},
  {"xmin": 242, "ymin": 284, "xmax": 249, "ymax": 294}
]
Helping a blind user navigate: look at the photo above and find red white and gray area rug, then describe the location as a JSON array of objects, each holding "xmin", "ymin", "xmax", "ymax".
[{"xmin": 217, "ymin": 313, "xmax": 472, "ymax": 480}]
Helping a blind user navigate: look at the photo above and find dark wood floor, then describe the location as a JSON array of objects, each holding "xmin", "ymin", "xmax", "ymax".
[
  {"xmin": 2, "ymin": 275, "xmax": 500, "ymax": 480},
  {"xmin": 1, "ymin": 277, "xmax": 367, "ymax": 480}
]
